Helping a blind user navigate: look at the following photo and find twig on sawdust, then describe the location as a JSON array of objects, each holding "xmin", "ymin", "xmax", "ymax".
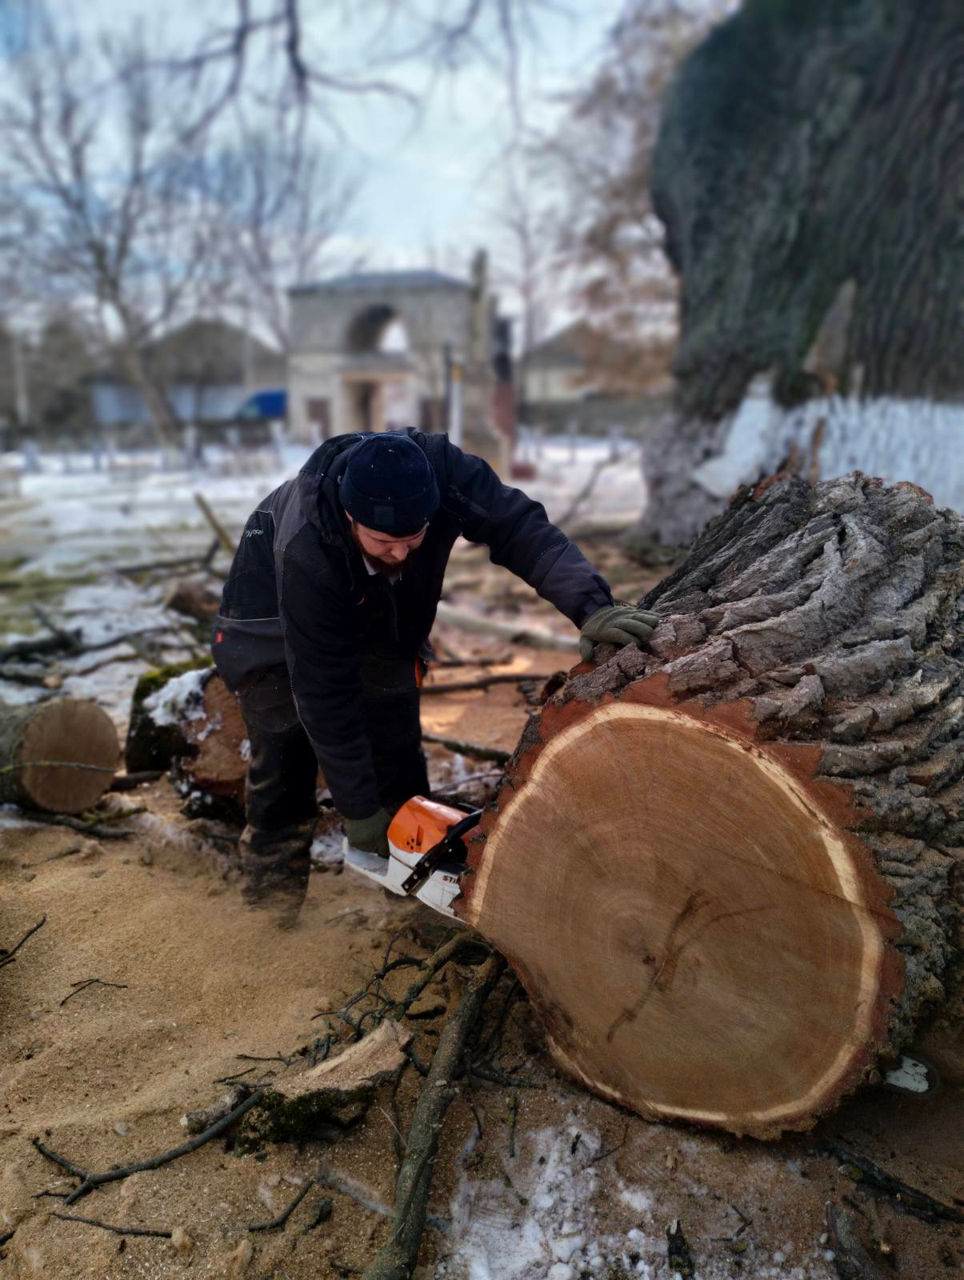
[
  {"xmin": 825, "ymin": 1203, "xmax": 889, "ymax": 1280},
  {"xmin": 312, "ymin": 931, "xmax": 475, "ymax": 1042},
  {"xmin": 51, "ymin": 1212, "xmax": 172, "ymax": 1239},
  {"xmin": 506, "ymin": 1093, "xmax": 518, "ymax": 1158},
  {"xmin": 247, "ymin": 1178, "xmax": 315, "ymax": 1232},
  {"xmin": 421, "ymin": 672, "xmax": 553, "ymax": 696},
  {"xmin": 21, "ymin": 845, "xmax": 82, "ymax": 868},
  {"xmin": 25, "ymin": 812, "xmax": 135, "ymax": 840},
  {"xmin": 361, "ymin": 952, "xmax": 505, "ymax": 1280},
  {"xmin": 422, "ymin": 732, "xmax": 511, "ymax": 765},
  {"xmin": 587, "ymin": 1122, "xmax": 630, "ymax": 1166},
  {"xmin": 0, "ymin": 917, "xmax": 47, "ymax": 969},
  {"xmin": 33, "ymin": 1089, "xmax": 265, "ymax": 1205},
  {"xmin": 826, "ymin": 1145, "xmax": 964, "ymax": 1223},
  {"xmin": 109, "ymin": 770, "xmax": 165, "ymax": 792},
  {"xmin": 60, "ymin": 978, "xmax": 128, "ymax": 1006}
]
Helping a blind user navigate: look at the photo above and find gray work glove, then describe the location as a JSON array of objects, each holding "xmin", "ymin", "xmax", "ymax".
[
  {"xmin": 345, "ymin": 807, "xmax": 392, "ymax": 858},
  {"xmin": 579, "ymin": 604, "xmax": 659, "ymax": 662}
]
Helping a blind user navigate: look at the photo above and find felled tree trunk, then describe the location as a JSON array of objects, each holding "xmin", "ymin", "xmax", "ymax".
[
  {"xmin": 459, "ymin": 474, "xmax": 962, "ymax": 1137},
  {"xmin": 0, "ymin": 698, "xmax": 119, "ymax": 813},
  {"xmin": 637, "ymin": 0, "xmax": 964, "ymax": 544}
]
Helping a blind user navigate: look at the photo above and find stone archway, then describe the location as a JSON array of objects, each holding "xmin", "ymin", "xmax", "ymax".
[{"xmin": 342, "ymin": 305, "xmax": 415, "ymax": 432}]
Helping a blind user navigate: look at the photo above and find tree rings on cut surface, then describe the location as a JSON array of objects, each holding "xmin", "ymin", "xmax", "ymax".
[
  {"xmin": 460, "ymin": 680, "xmax": 900, "ymax": 1139},
  {"xmin": 0, "ymin": 698, "xmax": 119, "ymax": 813}
]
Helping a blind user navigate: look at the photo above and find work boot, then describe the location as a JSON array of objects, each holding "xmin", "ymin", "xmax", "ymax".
[{"xmin": 239, "ymin": 821, "xmax": 314, "ymax": 928}]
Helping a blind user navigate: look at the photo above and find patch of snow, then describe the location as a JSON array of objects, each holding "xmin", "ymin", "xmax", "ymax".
[
  {"xmin": 0, "ymin": 804, "xmax": 42, "ymax": 831},
  {"xmin": 618, "ymin": 1183, "xmax": 654, "ymax": 1215},
  {"xmin": 884, "ymin": 1054, "xmax": 934, "ymax": 1093},
  {"xmin": 0, "ymin": 682, "xmax": 42, "ymax": 706},
  {"xmin": 196, "ymin": 711, "xmax": 223, "ymax": 742},
  {"xmin": 310, "ymin": 830, "xmax": 346, "ymax": 870},
  {"xmin": 62, "ymin": 660, "xmax": 154, "ymax": 729},
  {"xmin": 142, "ymin": 668, "xmax": 208, "ymax": 727},
  {"xmin": 438, "ymin": 1112, "xmax": 837, "ymax": 1280}
]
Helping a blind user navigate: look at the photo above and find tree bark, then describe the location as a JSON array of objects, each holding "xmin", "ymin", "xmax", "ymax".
[
  {"xmin": 638, "ymin": 0, "xmax": 964, "ymax": 543},
  {"xmin": 458, "ymin": 474, "xmax": 962, "ymax": 1137},
  {"xmin": 0, "ymin": 699, "xmax": 119, "ymax": 813}
]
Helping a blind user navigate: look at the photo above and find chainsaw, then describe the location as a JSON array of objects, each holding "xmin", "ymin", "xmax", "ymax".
[{"xmin": 342, "ymin": 796, "xmax": 481, "ymax": 918}]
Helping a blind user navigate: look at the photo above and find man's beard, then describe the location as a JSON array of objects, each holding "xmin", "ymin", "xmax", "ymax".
[
  {"xmin": 350, "ymin": 525, "xmax": 410, "ymax": 575},
  {"xmin": 366, "ymin": 552, "xmax": 408, "ymax": 575}
]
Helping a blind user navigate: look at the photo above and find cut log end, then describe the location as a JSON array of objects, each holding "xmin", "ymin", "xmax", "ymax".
[
  {"xmin": 3, "ymin": 699, "xmax": 119, "ymax": 813},
  {"xmin": 460, "ymin": 685, "xmax": 901, "ymax": 1138}
]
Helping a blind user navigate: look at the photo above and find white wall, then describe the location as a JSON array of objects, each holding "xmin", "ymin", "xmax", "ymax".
[{"xmin": 694, "ymin": 382, "xmax": 964, "ymax": 514}]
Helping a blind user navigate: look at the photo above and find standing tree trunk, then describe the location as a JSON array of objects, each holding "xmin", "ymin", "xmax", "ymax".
[
  {"xmin": 637, "ymin": 0, "xmax": 964, "ymax": 544},
  {"xmin": 0, "ymin": 699, "xmax": 119, "ymax": 813},
  {"xmin": 459, "ymin": 474, "xmax": 962, "ymax": 1137}
]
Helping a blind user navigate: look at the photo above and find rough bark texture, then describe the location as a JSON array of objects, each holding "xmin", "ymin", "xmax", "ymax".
[
  {"xmin": 638, "ymin": 0, "xmax": 964, "ymax": 544},
  {"xmin": 655, "ymin": 0, "xmax": 964, "ymax": 418},
  {"xmin": 0, "ymin": 698, "xmax": 119, "ymax": 813},
  {"xmin": 461, "ymin": 474, "xmax": 962, "ymax": 1136}
]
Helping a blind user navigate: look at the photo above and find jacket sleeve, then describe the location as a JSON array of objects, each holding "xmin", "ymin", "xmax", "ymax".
[
  {"xmin": 279, "ymin": 537, "xmax": 382, "ymax": 820},
  {"xmin": 442, "ymin": 440, "xmax": 613, "ymax": 626}
]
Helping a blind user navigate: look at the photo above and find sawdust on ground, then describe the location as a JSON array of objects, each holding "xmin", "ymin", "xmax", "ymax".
[{"xmin": 1, "ymin": 555, "xmax": 962, "ymax": 1280}]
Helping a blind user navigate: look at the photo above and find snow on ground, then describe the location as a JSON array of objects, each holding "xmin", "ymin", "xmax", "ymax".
[
  {"xmin": 439, "ymin": 1110, "xmax": 836, "ymax": 1280},
  {"xmin": 0, "ymin": 436, "xmax": 647, "ymax": 725},
  {"xmin": 0, "ymin": 575, "xmax": 200, "ymax": 730},
  {"xmin": 1, "ymin": 436, "xmax": 647, "ymax": 579}
]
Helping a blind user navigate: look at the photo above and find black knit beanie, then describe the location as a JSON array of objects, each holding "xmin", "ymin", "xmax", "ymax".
[{"xmin": 339, "ymin": 432, "xmax": 440, "ymax": 535}]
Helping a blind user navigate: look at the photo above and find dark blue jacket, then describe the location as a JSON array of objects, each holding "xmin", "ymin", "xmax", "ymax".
[{"xmin": 212, "ymin": 429, "xmax": 612, "ymax": 818}]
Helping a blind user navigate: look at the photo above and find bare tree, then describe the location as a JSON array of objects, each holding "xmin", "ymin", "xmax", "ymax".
[
  {"xmin": 0, "ymin": 21, "xmax": 228, "ymax": 447},
  {"xmin": 159, "ymin": 0, "xmax": 551, "ymax": 131},
  {"xmin": 538, "ymin": 0, "xmax": 726, "ymax": 391},
  {"xmin": 491, "ymin": 153, "xmax": 557, "ymax": 409},
  {"xmin": 210, "ymin": 120, "xmax": 358, "ymax": 357}
]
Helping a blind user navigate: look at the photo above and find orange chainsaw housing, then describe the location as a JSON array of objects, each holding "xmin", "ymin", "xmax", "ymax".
[{"xmin": 388, "ymin": 795, "xmax": 468, "ymax": 855}]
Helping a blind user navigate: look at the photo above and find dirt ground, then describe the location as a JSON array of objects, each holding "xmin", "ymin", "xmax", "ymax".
[{"xmin": 1, "ymin": 539, "xmax": 962, "ymax": 1280}]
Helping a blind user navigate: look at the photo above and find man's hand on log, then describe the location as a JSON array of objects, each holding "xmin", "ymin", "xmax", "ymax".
[{"xmin": 578, "ymin": 605, "xmax": 659, "ymax": 662}]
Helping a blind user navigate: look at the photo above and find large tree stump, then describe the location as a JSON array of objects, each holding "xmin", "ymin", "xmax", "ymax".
[
  {"xmin": 0, "ymin": 698, "xmax": 119, "ymax": 813},
  {"xmin": 459, "ymin": 474, "xmax": 962, "ymax": 1137}
]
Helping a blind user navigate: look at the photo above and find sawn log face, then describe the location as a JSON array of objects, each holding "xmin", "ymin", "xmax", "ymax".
[{"xmin": 458, "ymin": 474, "xmax": 962, "ymax": 1137}]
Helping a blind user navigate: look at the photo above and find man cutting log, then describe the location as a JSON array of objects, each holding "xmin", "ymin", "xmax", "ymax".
[{"xmin": 212, "ymin": 428, "xmax": 657, "ymax": 923}]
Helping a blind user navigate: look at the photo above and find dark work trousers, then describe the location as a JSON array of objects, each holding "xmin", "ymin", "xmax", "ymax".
[{"xmin": 237, "ymin": 659, "xmax": 430, "ymax": 851}]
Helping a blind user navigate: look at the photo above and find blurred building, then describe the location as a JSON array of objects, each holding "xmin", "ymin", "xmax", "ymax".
[
  {"xmin": 521, "ymin": 323, "xmax": 601, "ymax": 406},
  {"xmin": 287, "ymin": 253, "xmax": 512, "ymax": 467},
  {"xmin": 519, "ymin": 321, "xmax": 675, "ymax": 435},
  {"xmin": 90, "ymin": 320, "xmax": 285, "ymax": 433}
]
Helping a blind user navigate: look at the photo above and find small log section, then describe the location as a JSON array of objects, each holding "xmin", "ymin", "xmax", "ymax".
[
  {"xmin": 125, "ymin": 667, "xmax": 249, "ymax": 803},
  {"xmin": 0, "ymin": 698, "xmax": 119, "ymax": 813},
  {"xmin": 459, "ymin": 474, "xmax": 962, "ymax": 1138}
]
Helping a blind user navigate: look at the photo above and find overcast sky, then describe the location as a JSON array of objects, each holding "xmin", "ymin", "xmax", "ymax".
[{"xmin": 59, "ymin": 0, "xmax": 627, "ymax": 285}]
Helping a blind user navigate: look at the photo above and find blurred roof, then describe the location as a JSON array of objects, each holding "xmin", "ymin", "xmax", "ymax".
[
  {"xmin": 524, "ymin": 322, "xmax": 598, "ymax": 369},
  {"xmin": 96, "ymin": 319, "xmax": 285, "ymax": 386},
  {"xmin": 291, "ymin": 269, "xmax": 471, "ymax": 296}
]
